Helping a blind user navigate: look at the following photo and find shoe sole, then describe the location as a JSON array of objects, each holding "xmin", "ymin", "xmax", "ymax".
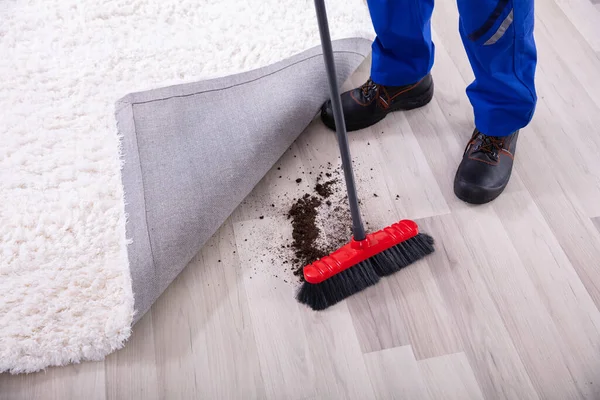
[
  {"xmin": 453, "ymin": 177, "xmax": 508, "ymax": 205},
  {"xmin": 322, "ymin": 80, "xmax": 434, "ymax": 132}
]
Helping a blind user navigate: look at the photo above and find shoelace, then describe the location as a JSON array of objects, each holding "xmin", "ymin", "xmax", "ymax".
[
  {"xmin": 474, "ymin": 134, "xmax": 504, "ymax": 158},
  {"xmin": 360, "ymin": 79, "xmax": 379, "ymax": 101}
]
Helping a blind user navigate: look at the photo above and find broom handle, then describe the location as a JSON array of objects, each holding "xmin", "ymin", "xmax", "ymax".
[{"xmin": 314, "ymin": 0, "xmax": 366, "ymax": 241}]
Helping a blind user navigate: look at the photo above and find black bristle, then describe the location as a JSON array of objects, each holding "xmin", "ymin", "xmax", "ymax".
[
  {"xmin": 296, "ymin": 260, "xmax": 380, "ymax": 310},
  {"xmin": 372, "ymin": 233, "xmax": 435, "ymax": 276},
  {"xmin": 295, "ymin": 232, "xmax": 435, "ymax": 310}
]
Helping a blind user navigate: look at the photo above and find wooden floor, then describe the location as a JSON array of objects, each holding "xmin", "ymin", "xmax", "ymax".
[{"xmin": 3, "ymin": 0, "xmax": 600, "ymax": 399}]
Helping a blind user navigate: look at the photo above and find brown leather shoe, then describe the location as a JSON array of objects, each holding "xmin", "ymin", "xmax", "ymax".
[
  {"xmin": 320, "ymin": 74, "xmax": 434, "ymax": 132},
  {"xmin": 454, "ymin": 129, "xmax": 519, "ymax": 204}
]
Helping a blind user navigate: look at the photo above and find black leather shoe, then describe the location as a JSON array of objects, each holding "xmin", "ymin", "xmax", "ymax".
[
  {"xmin": 320, "ymin": 74, "xmax": 434, "ymax": 132},
  {"xmin": 454, "ymin": 129, "xmax": 519, "ymax": 204}
]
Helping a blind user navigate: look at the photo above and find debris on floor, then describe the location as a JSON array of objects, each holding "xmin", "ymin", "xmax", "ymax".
[
  {"xmin": 286, "ymin": 168, "xmax": 353, "ymax": 281},
  {"xmin": 245, "ymin": 157, "xmax": 379, "ymax": 284}
]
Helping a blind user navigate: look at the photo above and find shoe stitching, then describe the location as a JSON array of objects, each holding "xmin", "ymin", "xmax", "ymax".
[
  {"xmin": 378, "ymin": 86, "xmax": 391, "ymax": 109},
  {"xmin": 349, "ymin": 77, "xmax": 425, "ymax": 109},
  {"xmin": 388, "ymin": 79, "xmax": 424, "ymax": 101},
  {"xmin": 500, "ymin": 149, "xmax": 514, "ymax": 159}
]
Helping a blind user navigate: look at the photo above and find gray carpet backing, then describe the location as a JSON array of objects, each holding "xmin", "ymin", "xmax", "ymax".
[{"xmin": 116, "ymin": 38, "xmax": 371, "ymax": 322}]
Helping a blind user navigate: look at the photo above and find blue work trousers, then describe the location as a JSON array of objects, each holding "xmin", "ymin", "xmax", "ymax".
[{"xmin": 367, "ymin": 0, "xmax": 537, "ymax": 136}]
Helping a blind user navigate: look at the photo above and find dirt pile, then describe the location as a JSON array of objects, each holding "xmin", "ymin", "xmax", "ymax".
[
  {"xmin": 288, "ymin": 194, "xmax": 325, "ymax": 269},
  {"xmin": 287, "ymin": 169, "xmax": 352, "ymax": 281}
]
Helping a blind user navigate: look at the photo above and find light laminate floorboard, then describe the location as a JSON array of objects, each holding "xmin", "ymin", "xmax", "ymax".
[
  {"xmin": 0, "ymin": 361, "xmax": 106, "ymax": 400},
  {"xmin": 148, "ymin": 221, "xmax": 265, "ymax": 399},
  {"xmin": 233, "ymin": 218, "xmax": 315, "ymax": 400},
  {"xmin": 449, "ymin": 205, "xmax": 582, "ymax": 399},
  {"xmin": 3, "ymin": 1, "xmax": 600, "ymax": 399},
  {"xmin": 347, "ymin": 256, "xmax": 462, "ymax": 359},
  {"xmin": 105, "ymin": 312, "xmax": 159, "ymax": 400},
  {"xmin": 417, "ymin": 353, "xmax": 484, "ymax": 400},
  {"xmin": 495, "ymin": 187, "xmax": 600, "ymax": 399},
  {"xmin": 416, "ymin": 216, "xmax": 540, "ymax": 400},
  {"xmin": 363, "ymin": 346, "xmax": 431, "ymax": 400},
  {"xmin": 552, "ymin": 0, "xmax": 600, "ymax": 51},
  {"xmin": 593, "ymin": 216, "xmax": 600, "ymax": 233}
]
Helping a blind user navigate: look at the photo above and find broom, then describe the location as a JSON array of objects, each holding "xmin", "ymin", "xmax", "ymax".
[{"xmin": 296, "ymin": 0, "xmax": 436, "ymax": 310}]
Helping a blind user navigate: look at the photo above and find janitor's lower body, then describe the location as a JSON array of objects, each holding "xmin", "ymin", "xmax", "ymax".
[{"xmin": 321, "ymin": 0, "xmax": 537, "ymax": 204}]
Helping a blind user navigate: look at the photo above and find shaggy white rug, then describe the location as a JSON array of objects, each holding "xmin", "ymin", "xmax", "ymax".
[{"xmin": 0, "ymin": 0, "xmax": 373, "ymax": 374}]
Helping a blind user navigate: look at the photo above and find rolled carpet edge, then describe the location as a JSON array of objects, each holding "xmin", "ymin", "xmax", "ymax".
[{"xmin": 118, "ymin": 38, "xmax": 373, "ymax": 326}]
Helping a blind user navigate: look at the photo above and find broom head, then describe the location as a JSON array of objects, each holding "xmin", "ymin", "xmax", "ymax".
[{"xmin": 296, "ymin": 219, "xmax": 434, "ymax": 310}]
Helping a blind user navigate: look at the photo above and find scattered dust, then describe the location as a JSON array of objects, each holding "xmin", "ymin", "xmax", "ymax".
[
  {"xmin": 286, "ymin": 168, "xmax": 352, "ymax": 281},
  {"xmin": 248, "ymin": 158, "xmax": 377, "ymax": 284}
]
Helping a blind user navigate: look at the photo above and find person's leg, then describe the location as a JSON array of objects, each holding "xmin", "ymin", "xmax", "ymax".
[
  {"xmin": 458, "ymin": 0, "xmax": 537, "ymax": 136},
  {"xmin": 320, "ymin": 0, "xmax": 435, "ymax": 132},
  {"xmin": 368, "ymin": 0, "xmax": 435, "ymax": 86},
  {"xmin": 453, "ymin": 0, "xmax": 537, "ymax": 204}
]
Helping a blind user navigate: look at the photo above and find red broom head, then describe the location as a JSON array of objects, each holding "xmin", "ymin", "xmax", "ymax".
[{"xmin": 303, "ymin": 219, "xmax": 420, "ymax": 284}]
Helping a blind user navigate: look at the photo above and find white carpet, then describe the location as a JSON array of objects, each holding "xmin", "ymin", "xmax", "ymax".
[{"xmin": 0, "ymin": 0, "xmax": 374, "ymax": 374}]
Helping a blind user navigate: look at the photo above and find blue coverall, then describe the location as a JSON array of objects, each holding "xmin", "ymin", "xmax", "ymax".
[{"xmin": 367, "ymin": 0, "xmax": 537, "ymax": 137}]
